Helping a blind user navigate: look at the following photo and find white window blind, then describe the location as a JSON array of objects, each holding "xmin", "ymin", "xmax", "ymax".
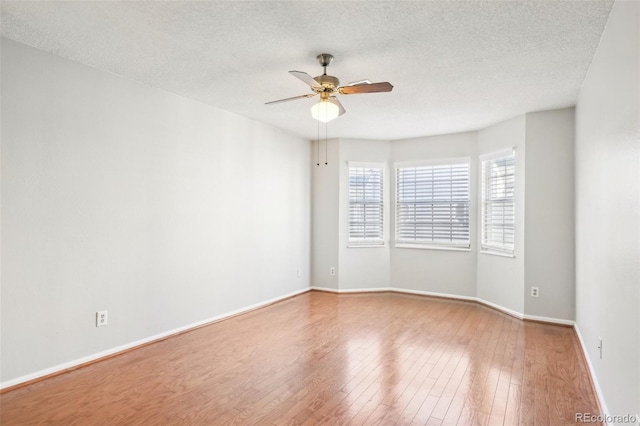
[
  {"xmin": 481, "ymin": 152, "xmax": 515, "ymax": 255},
  {"xmin": 396, "ymin": 161, "xmax": 470, "ymax": 248},
  {"xmin": 349, "ymin": 166, "xmax": 384, "ymax": 245}
]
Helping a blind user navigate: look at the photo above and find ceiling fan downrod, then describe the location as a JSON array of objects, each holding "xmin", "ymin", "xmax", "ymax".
[{"xmin": 317, "ymin": 53, "xmax": 333, "ymax": 76}]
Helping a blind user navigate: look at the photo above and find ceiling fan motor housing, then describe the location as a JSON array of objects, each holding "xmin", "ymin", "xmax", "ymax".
[{"xmin": 314, "ymin": 74, "xmax": 340, "ymax": 90}]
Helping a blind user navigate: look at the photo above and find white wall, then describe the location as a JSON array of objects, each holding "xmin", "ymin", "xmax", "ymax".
[
  {"xmin": 338, "ymin": 139, "xmax": 391, "ymax": 290},
  {"xmin": 524, "ymin": 108, "xmax": 575, "ymax": 321},
  {"xmin": 574, "ymin": 0, "xmax": 639, "ymax": 418},
  {"xmin": 390, "ymin": 132, "xmax": 478, "ymax": 297},
  {"xmin": 311, "ymin": 138, "xmax": 340, "ymax": 289},
  {"xmin": 476, "ymin": 115, "xmax": 526, "ymax": 314},
  {"xmin": 1, "ymin": 39, "xmax": 311, "ymax": 384}
]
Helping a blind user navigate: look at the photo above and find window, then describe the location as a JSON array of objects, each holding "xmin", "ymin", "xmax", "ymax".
[
  {"xmin": 395, "ymin": 160, "xmax": 470, "ymax": 249},
  {"xmin": 348, "ymin": 164, "xmax": 385, "ymax": 246},
  {"xmin": 480, "ymin": 150, "xmax": 515, "ymax": 255}
]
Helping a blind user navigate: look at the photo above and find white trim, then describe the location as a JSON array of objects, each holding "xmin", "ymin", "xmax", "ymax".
[
  {"xmin": 480, "ymin": 249, "xmax": 516, "ymax": 258},
  {"xmin": 348, "ymin": 161, "xmax": 386, "ymax": 169},
  {"xmin": 479, "ymin": 151, "xmax": 516, "ymax": 256},
  {"xmin": 479, "ymin": 148, "xmax": 516, "ymax": 161},
  {"xmin": 0, "ymin": 287, "xmax": 310, "ymax": 390},
  {"xmin": 311, "ymin": 286, "xmax": 391, "ymax": 294},
  {"xmin": 388, "ymin": 287, "xmax": 477, "ymax": 302},
  {"xmin": 394, "ymin": 243, "xmax": 471, "ymax": 252},
  {"xmin": 310, "ymin": 286, "xmax": 340, "ymax": 293},
  {"xmin": 310, "ymin": 286, "xmax": 575, "ymax": 327},
  {"xmin": 338, "ymin": 287, "xmax": 389, "ymax": 293},
  {"xmin": 394, "ymin": 157, "xmax": 471, "ymax": 168},
  {"xmin": 574, "ymin": 324, "xmax": 611, "ymax": 423},
  {"xmin": 523, "ymin": 313, "xmax": 574, "ymax": 326},
  {"xmin": 348, "ymin": 164, "xmax": 386, "ymax": 244},
  {"xmin": 475, "ymin": 297, "xmax": 524, "ymax": 319}
]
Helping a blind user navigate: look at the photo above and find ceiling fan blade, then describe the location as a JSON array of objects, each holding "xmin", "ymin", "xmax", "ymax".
[
  {"xmin": 289, "ymin": 71, "xmax": 322, "ymax": 88},
  {"xmin": 265, "ymin": 93, "xmax": 317, "ymax": 105},
  {"xmin": 329, "ymin": 96, "xmax": 346, "ymax": 116},
  {"xmin": 338, "ymin": 82, "xmax": 393, "ymax": 95},
  {"xmin": 345, "ymin": 79, "xmax": 372, "ymax": 86}
]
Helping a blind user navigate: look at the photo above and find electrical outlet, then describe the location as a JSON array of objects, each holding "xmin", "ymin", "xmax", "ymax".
[
  {"xmin": 96, "ymin": 310, "xmax": 108, "ymax": 327},
  {"xmin": 297, "ymin": 268, "xmax": 301, "ymax": 277},
  {"xmin": 531, "ymin": 287, "xmax": 539, "ymax": 297},
  {"xmin": 329, "ymin": 267, "xmax": 336, "ymax": 276}
]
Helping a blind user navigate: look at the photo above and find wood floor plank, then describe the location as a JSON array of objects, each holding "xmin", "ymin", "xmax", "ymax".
[
  {"xmin": 437, "ymin": 364, "xmax": 471, "ymax": 425},
  {"xmin": 503, "ymin": 382, "xmax": 522, "ymax": 425},
  {"xmin": 0, "ymin": 291, "xmax": 602, "ymax": 425},
  {"xmin": 412, "ymin": 394, "xmax": 440, "ymax": 425}
]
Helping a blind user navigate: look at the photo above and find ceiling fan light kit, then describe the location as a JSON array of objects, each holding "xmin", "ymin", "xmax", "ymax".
[
  {"xmin": 311, "ymin": 100, "xmax": 340, "ymax": 123},
  {"xmin": 266, "ymin": 53, "xmax": 393, "ymax": 122}
]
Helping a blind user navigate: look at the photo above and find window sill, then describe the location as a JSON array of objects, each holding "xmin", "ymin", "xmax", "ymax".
[
  {"xmin": 481, "ymin": 249, "xmax": 515, "ymax": 258},
  {"xmin": 394, "ymin": 243, "xmax": 471, "ymax": 252},
  {"xmin": 347, "ymin": 243, "xmax": 386, "ymax": 248}
]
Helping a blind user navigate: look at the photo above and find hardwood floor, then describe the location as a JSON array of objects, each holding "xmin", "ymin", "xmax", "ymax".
[{"xmin": 0, "ymin": 291, "xmax": 601, "ymax": 425}]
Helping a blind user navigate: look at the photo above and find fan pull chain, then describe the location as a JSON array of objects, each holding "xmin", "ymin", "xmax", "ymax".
[
  {"xmin": 324, "ymin": 121, "xmax": 328, "ymax": 165},
  {"xmin": 316, "ymin": 119, "xmax": 320, "ymax": 166}
]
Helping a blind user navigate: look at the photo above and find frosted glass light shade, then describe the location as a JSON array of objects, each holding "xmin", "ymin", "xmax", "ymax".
[{"xmin": 311, "ymin": 100, "xmax": 340, "ymax": 123}]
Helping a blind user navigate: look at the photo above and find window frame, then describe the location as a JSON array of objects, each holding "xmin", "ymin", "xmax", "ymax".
[
  {"xmin": 479, "ymin": 149, "xmax": 516, "ymax": 257},
  {"xmin": 347, "ymin": 162, "xmax": 386, "ymax": 247},
  {"xmin": 394, "ymin": 158, "xmax": 471, "ymax": 251}
]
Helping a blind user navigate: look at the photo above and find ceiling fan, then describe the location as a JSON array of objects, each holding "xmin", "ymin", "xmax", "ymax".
[{"xmin": 266, "ymin": 53, "xmax": 394, "ymax": 122}]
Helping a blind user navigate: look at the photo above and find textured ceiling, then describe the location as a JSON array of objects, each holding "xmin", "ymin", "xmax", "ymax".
[{"xmin": 1, "ymin": 1, "xmax": 613, "ymax": 141}]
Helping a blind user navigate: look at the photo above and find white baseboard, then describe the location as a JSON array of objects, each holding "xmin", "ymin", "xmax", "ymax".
[
  {"xmin": 309, "ymin": 286, "xmax": 340, "ymax": 293},
  {"xmin": 0, "ymin": 287, "xmax": 310, "ymax": 391},
  {"xmin": 311, "ymin": 285, "xmax": 390, "ymax": 293},
  {"xmin": 574, "ymin": 324, "xmax": 611, "ymax": 421},
  {"xmin": 312, "ymin": 285, "xmax": 475, "ymax": 301},
  {"xmin": 476, "ymin": 297, "xmax": 525, "ymax": 319},
  {"xmin": 388, "ymin": 287, "xmax": 478, "ymax": 302},
  {"xmin": 524, "ymin": 313, "xmax": 574, "ymax": 326},
  {"xmin": 311, "ymin": 285, "xmax": 574, "ymax": 327}
]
